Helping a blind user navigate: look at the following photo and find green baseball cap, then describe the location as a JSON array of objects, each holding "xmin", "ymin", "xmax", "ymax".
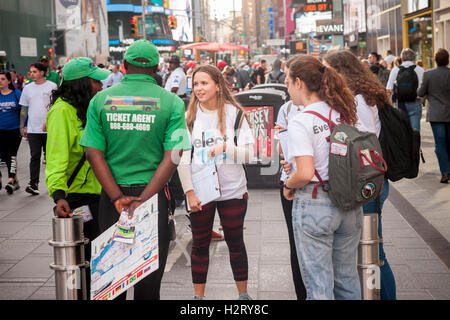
[
  {"xmin": 124, "ymin": 40, "xmax": 159, "ymax": 67},
  {"xmin": 62, "ymin": 57, "xmax": 110, "ymax": 81}
]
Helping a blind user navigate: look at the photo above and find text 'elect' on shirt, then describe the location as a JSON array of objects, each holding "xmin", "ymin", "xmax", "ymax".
[
  {"xmin": 79, "ymin": 74, "xmax": 190, "ymax": 186},
  {"xmin": 287, "ymin": 101, "xmax": 342, "ymax": 182},
  {"xmin": 19, "ymin": 81, "xmax": 57, "ymax": 133},
  {"xmin": 190, "ymin": 103, "xmax": 254, "ymax": 201}
]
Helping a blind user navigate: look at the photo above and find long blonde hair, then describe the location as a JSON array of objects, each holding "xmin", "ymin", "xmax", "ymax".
[{"xmin": 186, "ymin": 65, "xmax": 248, "ymax": 136}]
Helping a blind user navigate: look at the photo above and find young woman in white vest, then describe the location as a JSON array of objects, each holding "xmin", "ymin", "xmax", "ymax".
[{"xmin": 177, "ymin": 65, "xmax": 255, "ymax": 300}]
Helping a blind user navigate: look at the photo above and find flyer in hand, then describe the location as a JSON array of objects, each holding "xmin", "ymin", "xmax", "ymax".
[
  {"xmin": 113, "ymin": 209, "xmax": 137, "ymax": 244},
  {"xmin": 90, "ymin": 195, "xmax": 159, "ymax": 300}
]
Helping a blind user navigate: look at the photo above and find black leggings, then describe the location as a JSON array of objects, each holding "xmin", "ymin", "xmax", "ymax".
[
  {"xmin": 279, "ymin": 185, "xmax": 307, "ymax": 300},
  {"xmin": 0, "ymin": 129, "xmax": 22, "ymax": 179},
  {"xmin": 98, "ymin": 186, "xmax": 170, "ymax": 300}
]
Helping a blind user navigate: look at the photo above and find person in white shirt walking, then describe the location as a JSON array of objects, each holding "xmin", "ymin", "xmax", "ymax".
[
  {"xmin": 105, "ymin": 65, "xmax": 123, "ymax": 87},
  {"xmin": 165, "ymin": 55, "xmax": 187, "ymax": 98},
  {"xmin": 386, "ymin": 48, "xmax": 425, "ymax": 131},
  {"xmin": 19, "ymin": 63, "xmax": 57, "ymax": 195},
  {"xmin": 384, "ymin": 50, "xmax": 395, "ymax": 67}
]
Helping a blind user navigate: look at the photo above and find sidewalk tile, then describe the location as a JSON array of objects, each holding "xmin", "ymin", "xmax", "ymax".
[
  {"xmin": 0, "ymin": 283, "xmax": 41, "ymax": 300},
  {"xmin": 415, "ymin": 273, "xmax": 450, "ymax": 289},
  {"xmin": 1, "ymin": 256, "xmax": 53, "ymax": 279},
  {"xmin": 396, "ymin": 289, "xmax": 434, "ymax": 300}
]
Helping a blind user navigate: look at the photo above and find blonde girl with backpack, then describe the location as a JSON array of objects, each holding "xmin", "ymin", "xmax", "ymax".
[
  {"xmin": 282, "ymin": 55, "xmax": 362, "ymax": 300},
  {"xmin": 177, "ymin": 65, "xmax": 254, "ymax": 300}
]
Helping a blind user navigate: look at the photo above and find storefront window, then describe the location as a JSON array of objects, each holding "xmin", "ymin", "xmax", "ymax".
[{"xmin": 407, "ymin": 14, "xmax": 433, "ymax": 69}]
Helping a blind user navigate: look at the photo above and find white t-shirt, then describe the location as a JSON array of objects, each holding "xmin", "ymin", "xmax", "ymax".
[
  {"xmin": 276, "ymin": 101, "xmax": 304, "ymax": 182},
  {"xmin": 165, "ymin": 67, "xmax": 186, "ymax": 96},
  {"xmin": 355, "ymin": 94, "xmax": 381, "ymax": 137},
  {"xmin": 190, "ymin": 103, "xmax": 254, "ymax": 201},
  {"xmin": 287, "ymin": 101, "xmax": 342, "ymax": 182},
  {"xmin": 106, "ymin": 72, "xmax": 123, "ymax": 87},
  {"xmin": 19, "ymin": 81, "xmax": 57, "ymax": 134},
  {"xmin": 384, "ymin": 54, "xmax": 395, "ymax": 67}
]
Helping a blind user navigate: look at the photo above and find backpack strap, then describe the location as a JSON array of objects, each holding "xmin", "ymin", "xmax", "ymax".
[
  {"xmin": 303, "ymin": 109, "xmax": 337, "ymax": 142},
  {"xmin": 302, "ymin": 110, "xmax": 336, "ymax": 199},
  {"xmin": 234, "ymin": 109, "xmax": 245, "ymax": 146}
]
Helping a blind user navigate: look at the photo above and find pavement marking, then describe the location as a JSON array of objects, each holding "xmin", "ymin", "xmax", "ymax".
[
  {"xmin": 389, "ymin": 185, "xmax": 450, "ymax": 269},
  {"xmin": 164, "ymin": 226, "xmax": 192, "ymax": 273}
]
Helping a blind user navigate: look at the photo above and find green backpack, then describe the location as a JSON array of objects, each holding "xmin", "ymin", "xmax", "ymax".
[{"xmin": 304, "ymin": 109, "xmax": 387, "ymax": 211}]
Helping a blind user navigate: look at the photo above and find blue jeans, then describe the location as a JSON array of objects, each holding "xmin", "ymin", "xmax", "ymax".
[
  {"xmin": 398, "ymin": 101, "xmax": 422, "ymax": 131},
  {"xmin": 362, "ymin": 179, "xmax": 397, "ymax": 300},
  {"xmin": 430, "ymin": 122, "xmax": 450, "ymax": 175},
  {"xmin": 292, "ymin": 185, "xmax": 363, "ymax": 300}
]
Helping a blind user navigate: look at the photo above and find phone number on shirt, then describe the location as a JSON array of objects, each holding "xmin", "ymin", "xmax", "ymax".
[{"xmin": 110, "ymin": 122, "xmax": 151, "ymax": 131}]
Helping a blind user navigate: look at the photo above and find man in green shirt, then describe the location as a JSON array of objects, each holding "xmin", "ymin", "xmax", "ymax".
[{"xmin": 80, "ymin": 40, "xmax": 190, "ymax": 300}]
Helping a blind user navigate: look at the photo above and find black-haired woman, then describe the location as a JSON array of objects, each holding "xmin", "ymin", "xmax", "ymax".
[
  {"xmin": 0, "ymin": 70, "xmax": 22, "ymax": 194},
  {"xmin": 45, "ymin": 57, "xmax": 110, "ymax": 298}
]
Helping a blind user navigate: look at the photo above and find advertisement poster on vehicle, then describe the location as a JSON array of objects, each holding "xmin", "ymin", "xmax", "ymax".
[
  {"xmin": 243, "ymin": 106, "xmax": 274, "ymax": 164},
  {"xmin": 90, "ymin": 195, "xmax": 159, "ymax": 300}
]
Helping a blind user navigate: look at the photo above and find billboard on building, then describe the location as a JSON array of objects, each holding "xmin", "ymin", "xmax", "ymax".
[
  {"xmin": 169, "ymin": 0, "xmax": 193, "ymax": 42},
  {"xmin": 343, "ymin": 0, "xmax": 366, "ymax": 35},
  {"xmin": 55, "ymin": 0, "xmax": 109, "ymax": 63}
]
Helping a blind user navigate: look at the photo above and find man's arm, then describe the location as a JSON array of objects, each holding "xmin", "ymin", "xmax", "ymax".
[
  {"xmin": 128, "ymin": 149, "xmax": 183, "ymax": 217},
  {"xmin": 20, "ymin": 106, "xmax": 28, "ymax": 137},
  {"xmin": 85, "ymin": 147, "xmax": 140, "ymax": 215}
]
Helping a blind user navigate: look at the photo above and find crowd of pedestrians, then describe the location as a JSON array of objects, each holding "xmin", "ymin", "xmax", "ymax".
[{"xmin": 0, "ymin": 40, "xmax": 449, "ymax": 301}]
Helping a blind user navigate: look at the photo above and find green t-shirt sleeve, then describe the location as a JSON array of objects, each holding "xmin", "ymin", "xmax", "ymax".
[
  {"xmin": 79, "ymin": 96, "xmax": 106, "ymax": 151},
  {"xmin": 163, "ymin": 96, "xmax": 190, "ymax": 151}
]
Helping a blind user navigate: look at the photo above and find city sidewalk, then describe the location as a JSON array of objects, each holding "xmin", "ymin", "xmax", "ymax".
[{"xmin": 0, "ymin": 113, "xmax": 449, "ymax": 300}]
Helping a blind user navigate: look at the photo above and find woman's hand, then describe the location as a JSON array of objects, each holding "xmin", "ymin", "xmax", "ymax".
[
  {"xmin": 283, "ymin": 186, "xmax": 295, "ymax": 201},
  {"xmin": 280, "ymin": 160, "xmax": 293, "ymax": 175},
  {"xmin": 186, "ymin": 190, "xmax": 202, "ymax": 212},
  {"xmin": 55, "ymin": 199, "xmax": 72, "ymax": 218},
  {"xmin": 208, "ymin": 143, "xmax": 226, "ymax": 158}
]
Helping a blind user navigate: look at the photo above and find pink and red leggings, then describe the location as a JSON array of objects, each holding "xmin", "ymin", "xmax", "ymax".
[{"xmin": 190, "ymin": 195, "xmax": 248, "ymax": 284}]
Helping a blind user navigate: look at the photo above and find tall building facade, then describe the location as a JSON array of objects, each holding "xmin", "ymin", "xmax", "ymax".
[
  {"xmin": 365, "ymin": 0, "xmax": 403, "ymax": 58},
  {"xmin": 434, "ymin": 0, "xmax": 450, "ymax": 52}
]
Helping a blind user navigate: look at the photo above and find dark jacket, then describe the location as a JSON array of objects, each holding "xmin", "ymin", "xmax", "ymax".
[
  {"xmin": 236, "ymin": 69, "xmax": 251, "ymax": 89},
  {"xmin": 268, "ymin": 59, "xmax": 285, "ymax": 84},
  {"xmin": 418, "ymin": 66, "xmax": 450, "ymax": 122}
]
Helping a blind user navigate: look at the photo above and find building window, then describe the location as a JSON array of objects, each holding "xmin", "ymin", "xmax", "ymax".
[{"xmin": 406, "ymin": 13, "xmax": 433, "ymax": 69}]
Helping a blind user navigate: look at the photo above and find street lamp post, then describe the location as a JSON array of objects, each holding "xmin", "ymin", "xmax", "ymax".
[{"xmin": 142, "ymin": 0, "xmax": 147, "ymax": 40}]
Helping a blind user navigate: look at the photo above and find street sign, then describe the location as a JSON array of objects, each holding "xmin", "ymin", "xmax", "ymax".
[{"xmin": 266, "ymin": 39, "xmax": 285, "ymax": 46}]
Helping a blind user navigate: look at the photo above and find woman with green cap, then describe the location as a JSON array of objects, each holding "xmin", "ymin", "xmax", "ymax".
[{"xmin": 45, "ymin": 57, "xmax": 110, "ymax": 298}]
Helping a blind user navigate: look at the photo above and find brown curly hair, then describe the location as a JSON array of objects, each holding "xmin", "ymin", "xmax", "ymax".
[
  {"xmin": 287, "ymin": 54, "xmax": 357, "ymax": 125},
  {"xmin": 324, "ymin": 50, "xmax": 390, "ymax": 110}
]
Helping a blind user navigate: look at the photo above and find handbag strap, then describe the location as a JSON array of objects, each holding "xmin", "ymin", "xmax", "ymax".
[{"xmin": 67, "ymin": 153, "xmax": 86, "ymax": 188}]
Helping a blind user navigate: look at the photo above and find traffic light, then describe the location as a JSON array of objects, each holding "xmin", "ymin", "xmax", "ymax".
[
  {"xmin": 91, "ymin": 23, "xmax": 96, "ymax": 33},
  {"xmin": 168, "ymin": 15, "xmax": 177, "ymax": 29},
  {"xmin": 48, "ymin": 48, "xmax": 53, "ymax": 57},
  {"xmin": 130, "ymin": 16, "xmax": 138, "ymax": 36}
]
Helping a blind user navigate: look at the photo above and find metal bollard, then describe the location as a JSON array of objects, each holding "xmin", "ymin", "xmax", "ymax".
[
  {"xmin": 357, "ymin": 213, "xmax": 381, "ymax": 300},
  {"xmin": 49, "ymin": 215, "xmax": 89, "ymax": 300}
]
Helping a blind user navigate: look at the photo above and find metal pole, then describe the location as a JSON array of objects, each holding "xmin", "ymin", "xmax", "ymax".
[
  {"xmin": 50, "ymin": 0, "xmax": 56, "ymax": 64},
  {"xmin": 49, "ymin": 215, "xmax": 89, "ymax": 300},
  {"xmin": 142, "ymin": 0, "xmax": 146, "ymax": 40}
]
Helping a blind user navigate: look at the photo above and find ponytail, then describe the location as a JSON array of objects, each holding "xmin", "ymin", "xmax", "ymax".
[{"xmin": 288, "ymin": 55, "xmax": 357, "ymax": 125}]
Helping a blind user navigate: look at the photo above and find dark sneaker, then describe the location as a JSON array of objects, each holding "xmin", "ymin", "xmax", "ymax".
[
  {"xmin": 25, "ymin": 183, "xmax": 39, "ymax": 195},
  {"xmin": 5, "ymin": 181, "xmax": 20, "ymax": 194}
]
